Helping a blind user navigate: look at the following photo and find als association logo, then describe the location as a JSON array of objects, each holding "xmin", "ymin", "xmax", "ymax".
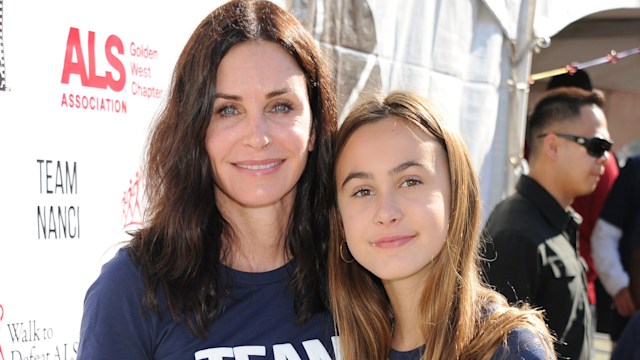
[{"xmin": 60, "ymin": 27, "xmax": 164, "ymax": 114}]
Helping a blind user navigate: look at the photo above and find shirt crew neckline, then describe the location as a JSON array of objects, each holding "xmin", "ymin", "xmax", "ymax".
[{"xmin": 223, "ymin": 260, "xmax": 295, "ymax": 286}]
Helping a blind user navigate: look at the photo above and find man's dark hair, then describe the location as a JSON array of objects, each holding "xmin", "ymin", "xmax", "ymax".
[{"xmin": 526, "ymin": 87, "xmax": 604, "ymax": 155}]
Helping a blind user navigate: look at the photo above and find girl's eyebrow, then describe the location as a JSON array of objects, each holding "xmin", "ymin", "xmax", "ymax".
[
  {"xmin": 340, "ymin": 171, "xmax": 371, "ymax": 189},
  {"xmin": 390, "ymin": 161, "xmax": 424, "ymax": 175},
  {"xmin": 340, "ymin": 161, "xmax": 425, "ymax": 189}
]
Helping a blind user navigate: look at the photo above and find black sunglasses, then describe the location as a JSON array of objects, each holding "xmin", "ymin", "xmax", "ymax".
[{"xmin": 537, "ymin": 133, "xmax": 613, "ymax": 158}]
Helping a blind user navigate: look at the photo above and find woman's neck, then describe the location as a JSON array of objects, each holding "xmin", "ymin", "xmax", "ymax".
[{"xmin": 217, "ymin": 192, "xmax": 293, "ymax": 272}]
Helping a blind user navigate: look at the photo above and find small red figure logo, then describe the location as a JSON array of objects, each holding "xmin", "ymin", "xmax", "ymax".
[{"xmin": 122, "ymin": 170, "xmax": 143, "ymax": 230}]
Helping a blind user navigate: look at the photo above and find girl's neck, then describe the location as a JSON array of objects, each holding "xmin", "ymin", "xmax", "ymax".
[{"xmin": 384, "ymin": 278, "xmax": 427, "ymax": 351}]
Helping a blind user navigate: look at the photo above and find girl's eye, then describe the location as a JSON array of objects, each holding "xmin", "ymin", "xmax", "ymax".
[
  {"xmin": 272, "ymin": 102, "xmax": 293, "ymax": 113},
  {"xmin": 401, "ymin": 178, "xmax": 422, "ymax": 188},
  {"xmin": 353, "ymin": 188, "xmax": 375, "ymax": 197}
]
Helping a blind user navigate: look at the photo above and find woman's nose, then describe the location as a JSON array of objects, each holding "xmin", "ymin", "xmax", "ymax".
[{"xmin": 243, "ymin": 112, "xmax": 271, "ymax": 149}]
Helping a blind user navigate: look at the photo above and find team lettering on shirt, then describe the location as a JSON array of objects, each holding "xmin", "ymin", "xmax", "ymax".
[{"xmin": 195, "ymin": 336, "xmax": 341, "ymax": 360}]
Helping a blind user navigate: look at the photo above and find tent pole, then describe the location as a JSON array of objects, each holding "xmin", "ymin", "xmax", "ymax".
[{"xmin": 504, "ymin": 0, "xmax": 537, "ymax": 196}]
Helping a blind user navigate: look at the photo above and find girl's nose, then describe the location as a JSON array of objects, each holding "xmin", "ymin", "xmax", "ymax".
[{"xmin": 374, "ymin": 192, "xmax": 402, "ymax": 226}]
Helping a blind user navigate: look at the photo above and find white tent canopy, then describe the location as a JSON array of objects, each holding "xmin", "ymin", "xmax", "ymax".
[{"xmin": 485, "ymin": 0, "xmax": 640, "ymax": 41}]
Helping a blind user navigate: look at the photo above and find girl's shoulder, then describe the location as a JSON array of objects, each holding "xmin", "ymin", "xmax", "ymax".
[{"xmin": 492, "ymin": 327, "xmax": 555, "ymax": 360}]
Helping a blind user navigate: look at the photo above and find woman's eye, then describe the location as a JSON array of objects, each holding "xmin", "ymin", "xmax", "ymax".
[
  {"xmin": 401, "ymin": 178, "xmax": 422, "ymax": 188},
  {"xmin": 272, "ymin": 102, "xmax": 292, "ymax": 113},
  {"xmin": 219, "ymin": 106, "xmax": 238, "ymax": 116}
]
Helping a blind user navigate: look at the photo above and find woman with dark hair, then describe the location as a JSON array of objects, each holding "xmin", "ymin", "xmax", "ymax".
[
  {"xmin": 78, "ymin": 1, "xmax": 337, "ymax": 358},
  {"xmin": 328, "ymin": 91, "xmax": 555, "ymax": 359}
]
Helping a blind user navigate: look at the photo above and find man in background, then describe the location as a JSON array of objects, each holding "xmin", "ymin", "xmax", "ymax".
[
  {"xmin": 483, "ymin": 87, "xmax": 613, "ymax": 360},
  {"xmin": 547, "ymin": 70, "xmax": 620, "ymax": 338}
]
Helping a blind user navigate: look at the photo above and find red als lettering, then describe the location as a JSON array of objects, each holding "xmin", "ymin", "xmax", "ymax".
[
  {"xmin": 61, "ymin": 28, "xmax": 88, "ymax": 85},
  {"xmin": 105, "ymin": 35, "xmax": 126, "ymax": 91},
  {"xmin": 86, "ymin": 31, "xmax": 108, "ymax": 89},
  {"xmin": 61, "ymin": 28, "xmax": 126, "ymax": 91}
]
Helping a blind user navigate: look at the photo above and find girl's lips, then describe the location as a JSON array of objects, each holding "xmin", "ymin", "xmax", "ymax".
[{"xmin": 371, "ymin": 235, "xmax": 415, "ymax": 249}]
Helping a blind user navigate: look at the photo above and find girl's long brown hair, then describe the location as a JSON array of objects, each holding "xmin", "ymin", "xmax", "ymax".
[
  {"xmin": 328, "ymin": 91, "xmax": 554, "ymax": 359},
  {"xmin": 128, "ymin": 0, "xmax": 337, "ymax": 336}
]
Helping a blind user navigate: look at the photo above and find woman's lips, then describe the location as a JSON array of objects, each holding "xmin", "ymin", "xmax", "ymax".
[{"xmin": 235, "ymin": 159, "xmax": 284, "ymax": 170}]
